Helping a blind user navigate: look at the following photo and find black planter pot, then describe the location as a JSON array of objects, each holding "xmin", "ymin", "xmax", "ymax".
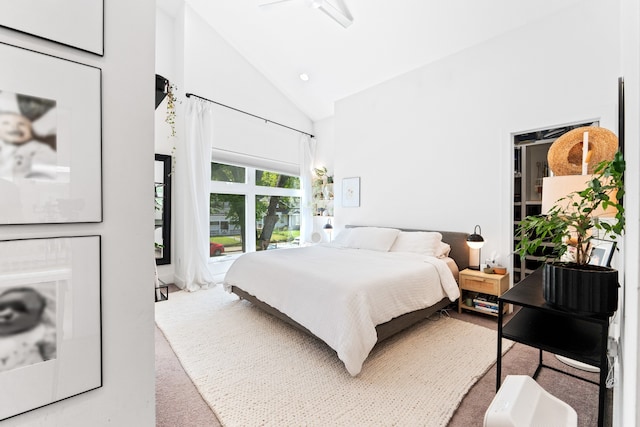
[{"xmin": 542, "ymin": 262, "xmax": 619, "ymax": 316}]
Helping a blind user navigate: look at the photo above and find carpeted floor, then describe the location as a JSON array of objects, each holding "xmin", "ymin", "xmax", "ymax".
[
  {"xmin": 156, "ymin": 286, "xmax": 513, "ymax": 426},
  {"xmin": 156, "ymin": 285, "xmax": 612, "ymax": 426}
]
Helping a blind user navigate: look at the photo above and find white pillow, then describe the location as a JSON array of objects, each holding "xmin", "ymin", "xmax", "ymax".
[
  {"xmin": 330, "ymin": 228, "xmax": 352, "ymax": 247},
  {"xmin": 436, "ymin": 242, "xmax": 451, "ymax": 258},
  {"xmin": 389, "ymin": 231, "xmax": 443, "ymax": 256},
  {"xmin": 345, "ymin": 227, "xmax": 401, "ymax": 252}
]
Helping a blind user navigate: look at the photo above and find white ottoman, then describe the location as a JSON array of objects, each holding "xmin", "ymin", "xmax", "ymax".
[{"xmin": 484, "ymin": 375, "xmax": 578, "ymax": 427}]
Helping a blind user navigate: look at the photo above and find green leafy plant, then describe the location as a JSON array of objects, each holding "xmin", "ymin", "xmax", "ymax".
[
  {"xmin": 515, "ymin": 151, "xmax": 625, "ymax": 265},
  {"xmin": 313, "ymin": 166, "xmax": 328, "ymax": 178}
]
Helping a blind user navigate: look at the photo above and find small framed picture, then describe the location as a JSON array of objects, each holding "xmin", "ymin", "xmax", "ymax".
[
  {"xmin": 342, "ymin": 177, "xmax": 360, "ymax": 207},
  {"xmin": 0, "ymin": 236, "xmax": 102, "ymax": 420},
  {"xmin": 588, "ymin": 239, "xmax": 616, "ymax": 267},
  {"xmin": 0, "ymin": 42, "xmax": 102, "ymax": 224}
]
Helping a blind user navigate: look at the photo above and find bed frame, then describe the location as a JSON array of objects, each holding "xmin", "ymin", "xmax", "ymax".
[{"xmin": 231, "ymin": 226, "xmax": 470, "ymax": 344}]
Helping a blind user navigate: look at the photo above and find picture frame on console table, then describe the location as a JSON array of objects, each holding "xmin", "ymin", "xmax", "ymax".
[
  {"xmin": 0, "ymin": 0, "xmax": 104, "ymax": 55},
  {"xmin": 588, "ymin": 238, "xmax": 616, "ymax": 267},
  {"xmin": 0, "ymin": 42, "xmax": 102, "ymax": 225},
  {"xmin": 0, "ymin": 236, "xmax": 102, "ymax": 421}
]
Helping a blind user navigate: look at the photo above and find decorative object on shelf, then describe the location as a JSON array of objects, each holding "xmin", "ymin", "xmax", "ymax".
[
  {"xmin": 587, "ymin": 239, "xmax": 616, "ymax": 267},
  {"xmin": 547, "ymin": 126, "xmax": 618, "ymax": 176},
  {"xmin": 516, "ymin": 130, "xmax": 625, "ymax": 315},
  {"xmin": 323, "ymin": 218, "xmax": 333, "ymax": 241},
  {"xmin": 0, "ymin": 0, "xmax": 104, "ymax": 55},
  {"xmin": 322, "ymin": 184, "xmax": 333, "ymax": 201},
  {"xmin": 342, "ymin": 176, "xmax": 360, "ymax": 207},
  {"xmin": 0, "ymin": 236, "xmax": 102, "ymax": 420},
  {"xmin": 312, "ymin": 166, "xmax": 334, "ymax": 216},
  {"xmin": 466, "ymin": 225, "xmax": 484, "ymax": 270},
  {"xmin": 493, "ymin": 266, "xmax": 507, "ymax": 275},
  {"xmin": 0, "ymin": 42, "xmax": 102, "ymax": 225}
]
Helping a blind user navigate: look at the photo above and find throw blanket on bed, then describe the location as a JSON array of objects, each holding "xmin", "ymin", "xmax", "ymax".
[{"xmin": 223, "ymin": 245, "xmax": 459, "ymax": 376}]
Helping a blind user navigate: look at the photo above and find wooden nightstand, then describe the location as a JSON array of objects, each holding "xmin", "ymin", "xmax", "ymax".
[{"xmin": 458, "ymin": 268, "xmax": 509, "ymax": 317}]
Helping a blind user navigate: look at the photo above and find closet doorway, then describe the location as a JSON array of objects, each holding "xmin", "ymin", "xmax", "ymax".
[{"xmin": 511, "ymin": 120, "xmax": 597, "ymax": 282}]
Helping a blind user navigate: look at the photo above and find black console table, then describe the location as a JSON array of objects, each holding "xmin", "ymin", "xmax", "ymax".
[{"xmin": 496, "ymin": 268, "xmax": 611, "ymax": 427}]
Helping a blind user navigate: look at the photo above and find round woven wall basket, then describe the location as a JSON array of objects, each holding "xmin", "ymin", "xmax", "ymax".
[{"xmin": 547, "ymin": 126, "xmax": 618, "ymax": 176}]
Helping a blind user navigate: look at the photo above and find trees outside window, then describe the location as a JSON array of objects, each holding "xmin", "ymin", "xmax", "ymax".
[{"xmin": 210, "ymin": 162, "xmax": 301, "ymax": 257}]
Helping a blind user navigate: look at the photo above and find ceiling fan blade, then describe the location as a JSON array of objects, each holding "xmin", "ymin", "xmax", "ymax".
[
  {"xmin": 317, "ymin": 1, "xmax": 353, "ymax": 28},
  {"xmin": 257, "ymin": 0, "xmax": 295, "ymax": 7}
]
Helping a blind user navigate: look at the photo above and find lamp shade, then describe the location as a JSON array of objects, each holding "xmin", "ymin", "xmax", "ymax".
[
  {"xmin": 466, "ymin": 225, "xmax": 484, "ymax": 249},
  {"xmin": 542, "ymin": 175, "xmax": 617, "ymax": 217}
]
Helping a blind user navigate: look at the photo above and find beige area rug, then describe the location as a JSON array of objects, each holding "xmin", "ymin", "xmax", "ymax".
[{"xmin": 155, "ymin": 286, "xmax": 513, "ymax": 426}]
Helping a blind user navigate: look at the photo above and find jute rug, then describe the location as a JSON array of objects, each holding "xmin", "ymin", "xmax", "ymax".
[{"xmin": 155, "ymin": 286, "xmax": 513, "ymax": 426}]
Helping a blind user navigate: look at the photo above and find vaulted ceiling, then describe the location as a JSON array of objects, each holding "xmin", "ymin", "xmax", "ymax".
[{"xmin": 157, "ymin": 0, "xmax": 582, "ymax": 121}]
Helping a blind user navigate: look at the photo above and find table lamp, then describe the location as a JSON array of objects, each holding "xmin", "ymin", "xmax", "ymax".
[{"xmin": 466, "ymin": 225, "xmax": 484, "ymax": 270}]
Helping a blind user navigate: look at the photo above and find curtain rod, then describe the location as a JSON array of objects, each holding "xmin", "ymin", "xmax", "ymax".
[{"xmin": 185, "ymin": 93, "xmax": 315, "ymax": 138}]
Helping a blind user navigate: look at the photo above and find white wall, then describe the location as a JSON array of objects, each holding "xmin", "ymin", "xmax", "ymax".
[
  {"xmin": 182, "ymin": 6, "xmax": 312, "ymax": 137},
  {"xmin": 0, "ymin": 0, "xmax": 156, "ymax": 425},
  {"xmin": 334, "ymin": 0, "xmax": 620, "ymax": 265}
]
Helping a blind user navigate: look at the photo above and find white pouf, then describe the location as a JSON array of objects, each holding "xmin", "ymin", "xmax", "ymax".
[{"xmin": 484, "ymin": 375, "xmax": 577, "ymax": 427}]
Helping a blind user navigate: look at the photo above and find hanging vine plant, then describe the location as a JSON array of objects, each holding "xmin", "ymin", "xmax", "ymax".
[
  {"xmin": 165, "ymin": 83, "xmax": 179, "ymax": 174},
  {"xmin": 165, "ymin": 83, "xmax": 177, "ymax": 137}
]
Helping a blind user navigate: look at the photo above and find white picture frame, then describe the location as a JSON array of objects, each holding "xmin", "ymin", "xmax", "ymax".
[
  {"xmin": 588, "ymin": 238, "xmax": 616, "ymax": 267},
  {"xmin": 0, "ymin": 0, "xmax": 103, "ymax": 55},
  {"xmin": 0, "ymin": 42, "xmax": 102, "ymax": 224},
  {"xmin": 342, "ymin": 177, "xmax": 360, "ymax": 207},
  {"xmin": 0, "ymin": 236, "xmax": 102, "ymax": 420}
]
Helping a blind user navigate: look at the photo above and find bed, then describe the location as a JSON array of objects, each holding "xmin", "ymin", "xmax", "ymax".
[{"xmin": 223, "ymin": 226, "xmax": 469, "ymax": 376}]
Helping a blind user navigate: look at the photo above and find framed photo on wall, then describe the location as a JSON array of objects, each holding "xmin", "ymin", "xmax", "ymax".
[
  {"xmin": 342, "ymin": 177, "xmax": 360, "ymax": 207},
  {"xmin": 588, "ymin": 238, "xmax": 616, "ymax": 267},
  {"xmin": 0, "ymin": 236, "xmax": 102, "ymax": 421},
  {"xmin": 0, "ymin": 42, "xmax": 102, "ymax": 224},
  {"xmin": 0, "ymin": 0, "xmax": 104, "ymax": 55}
]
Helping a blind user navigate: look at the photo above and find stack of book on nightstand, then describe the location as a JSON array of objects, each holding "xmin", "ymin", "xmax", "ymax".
[{"xmin": 473, "ymin": 294, "xmax": 499, "ymax": 314}]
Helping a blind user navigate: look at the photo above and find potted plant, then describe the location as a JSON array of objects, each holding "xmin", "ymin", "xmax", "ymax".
[{"xmin": 515, "ymin": 151, "xmax": 625, "ymax": 315}]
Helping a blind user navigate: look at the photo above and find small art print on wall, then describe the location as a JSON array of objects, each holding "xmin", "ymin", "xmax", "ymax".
[
  {"xmin": 0, "ymin": 42, "xmax": 102, "ymax": 225},
  {"xmin": 342, "ymin": 177, "xmax": 360, "ymax": 207}
]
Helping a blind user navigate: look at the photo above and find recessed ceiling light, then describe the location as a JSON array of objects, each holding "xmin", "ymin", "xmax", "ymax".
[{"xmin": 299, "ymin": 73, "xmax": 310, "ymax": 82}]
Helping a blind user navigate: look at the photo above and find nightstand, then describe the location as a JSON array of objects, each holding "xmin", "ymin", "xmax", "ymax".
[{"xmin": 458, "ymin": 268, "xmax": 509, "ymax": 316}]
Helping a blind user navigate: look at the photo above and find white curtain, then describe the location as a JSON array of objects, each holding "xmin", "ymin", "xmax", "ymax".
[
  {"xmin": 175, "ymin": 97, "xmax": 215, "ymax": 291},
  {"xmin": 299, "ymin": 134, "xmax": 316, "ymax": 243}
]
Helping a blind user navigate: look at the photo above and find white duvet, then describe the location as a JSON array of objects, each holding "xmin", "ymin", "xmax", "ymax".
[{"xmin": 223, "ymin": 244, "xmax": 460, "ymax": 376}]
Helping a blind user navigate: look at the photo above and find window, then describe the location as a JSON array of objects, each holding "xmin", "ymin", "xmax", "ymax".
[{"xmin": 209, "ymin": 162, "xmax": 302, "ymax": 258}]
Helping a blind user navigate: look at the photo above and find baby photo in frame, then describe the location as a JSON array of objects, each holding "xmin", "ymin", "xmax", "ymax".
[
  {"xmin": 588, "ymin": 238, "xmax": 616, "ymax": 267},
  {"xmin": 0, "ymin": 42, "xmax": 102, "ymax": 225},
  {"xmin": 0, "ymin": 236, "xmax": 102, "ymax": 421}
]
